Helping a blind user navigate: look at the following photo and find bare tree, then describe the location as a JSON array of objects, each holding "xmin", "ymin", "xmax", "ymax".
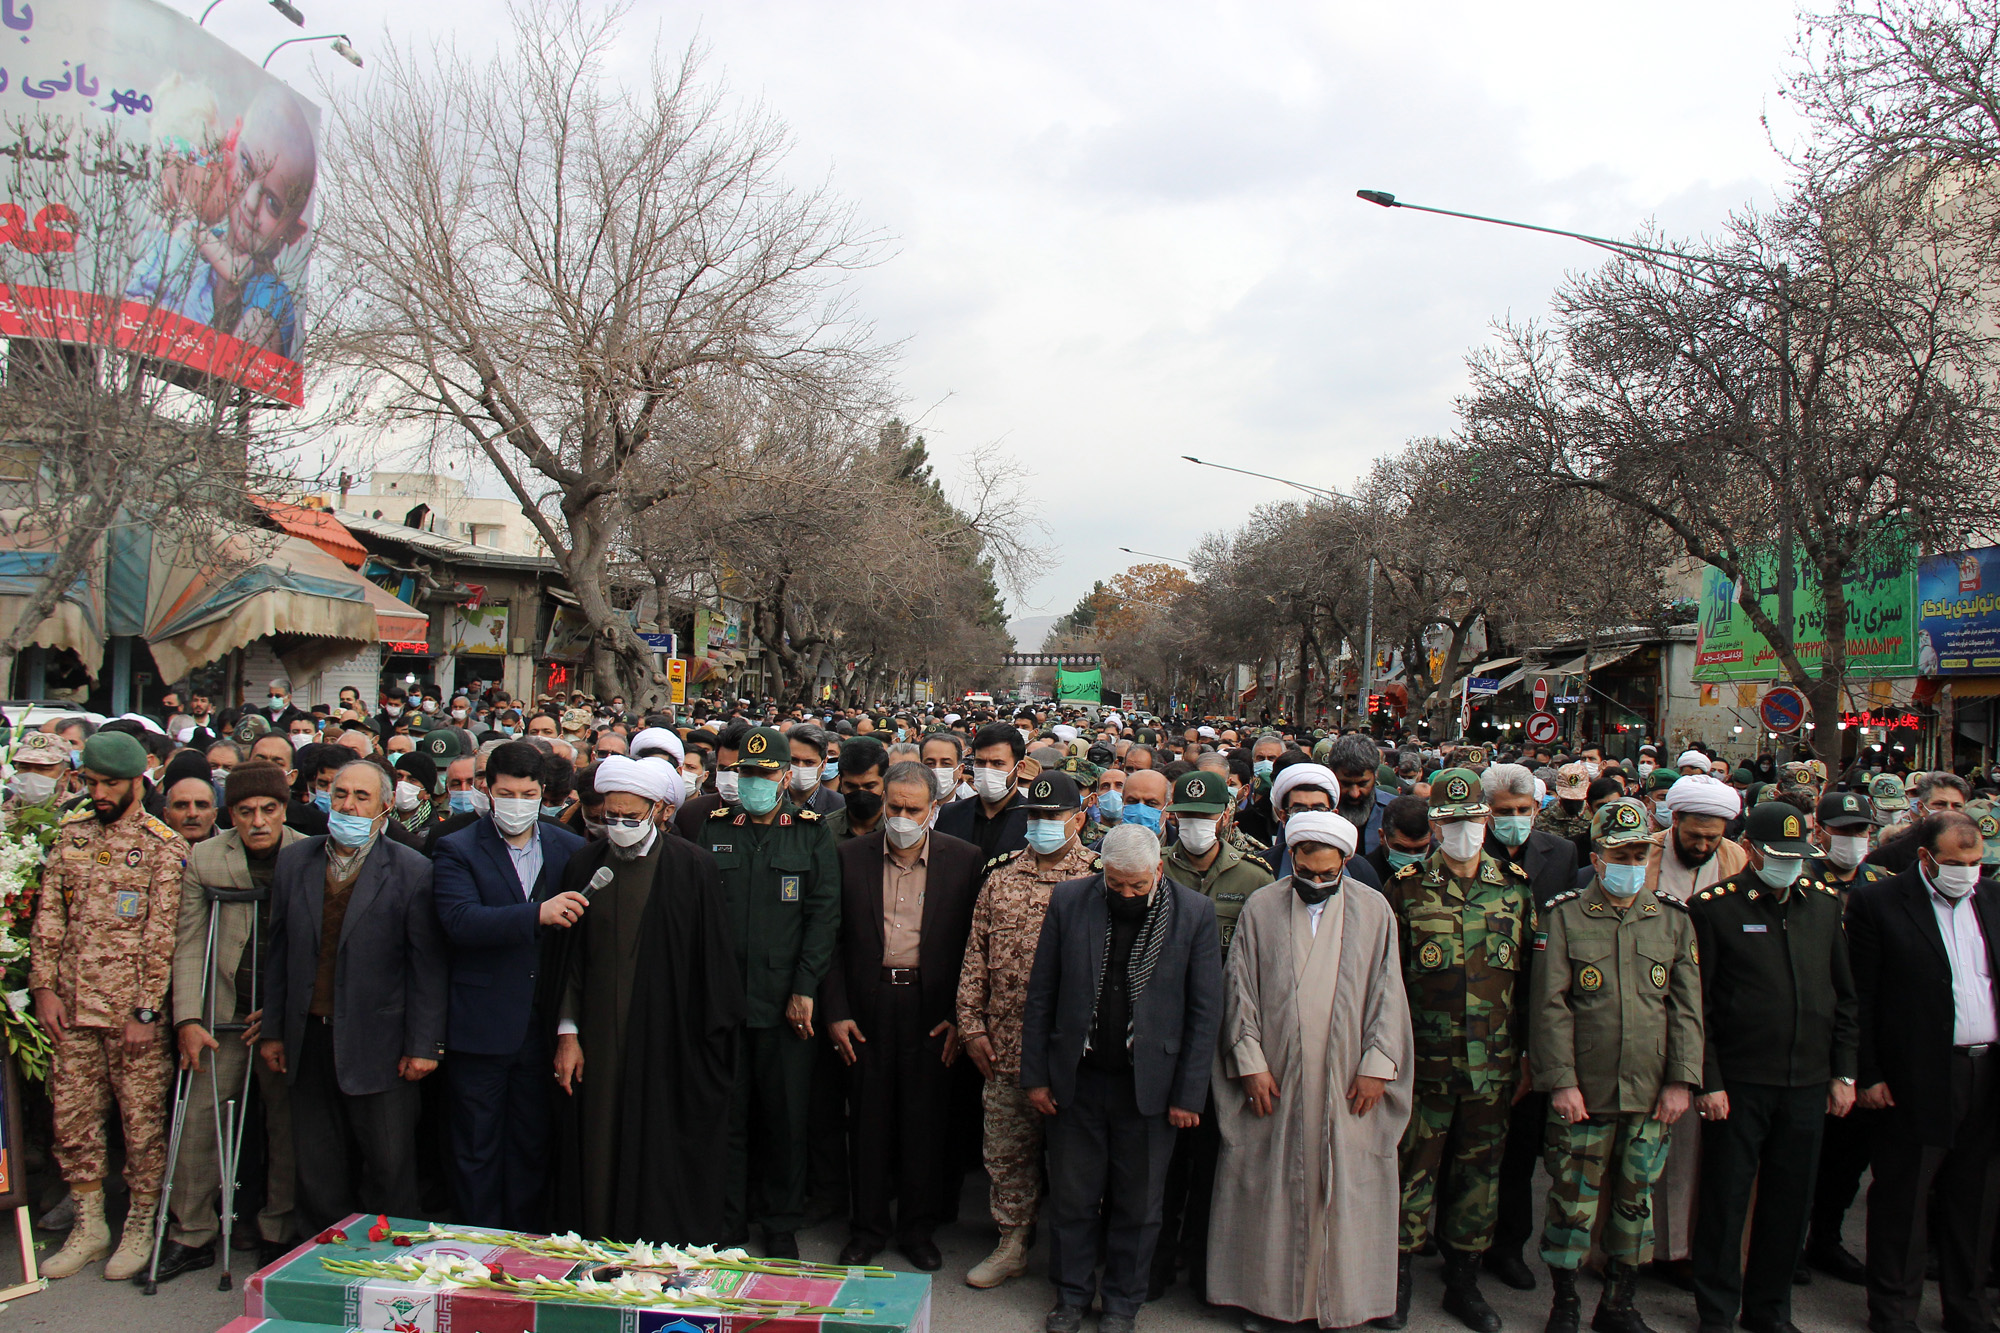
[{"xmin": 318, "ymin": 1, "xmax": 888, "ymax": 702}]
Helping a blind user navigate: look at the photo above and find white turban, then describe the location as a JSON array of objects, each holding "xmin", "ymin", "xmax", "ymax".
[
  {"xmin": 594, "ymin": 754, "xmax": 681, "ymax": 806},
  {"xmin": 1271, "ymin": 762, "xmax": 1339, "ymax": 811},
  {"xmin": 631, "ymin": 727, "xmax": 684, "ymax": 764},
  {"xmin": 119, "ymin": 712, "xmax": 165, "ymax": 735},
  {"xmin": 1676, "ymin": 749, "xmax": 1711, "ymax": 772},
  {"xmin": 944, "ymin": 713, "xmax": 962, "ymax": 725},
  {"xmin": 1053, "ymin": 724, "xmax": 1079, "ymax": 743},
  {"xmin": 1284, "ymin": 810, "xmax": 1357, "ymax": 856},
  {"xmin": 1663, "ymin": 773, "xmax": 1740, "ymax": 820}
]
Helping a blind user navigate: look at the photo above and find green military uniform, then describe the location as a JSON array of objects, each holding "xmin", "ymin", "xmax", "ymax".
[
  {"xmin": 699, "ymin": 726, "xmax": 840, "ymax": 1241},
  {"xmin": 1164, "ymin": 771, "xmax": 1272, "ymax": 955},
  {"xmin": 1385, "ymin": 768, "xmax": 1535, "ymax": 1258},
  {"xmin": 1533, "ymin": 799, "xmax": 1703, "ymax": 1280}
]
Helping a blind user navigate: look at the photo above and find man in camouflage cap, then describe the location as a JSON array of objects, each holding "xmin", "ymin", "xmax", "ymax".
[
  {"xmin": 1776, "ymin": 762, "xmax": 1821, "ymax": 802},
  {"xmin": 1533, "ymin": 798, "xmax": 1701, "ymax": 1333},
  {"xmin": 1536, "ymin": 763, "xmax": 1593, "ymax": 851},
  {"xmin": 31, "ymin": 731, "xmax": 187, "ymax": 1280},
  {"xmin": 5, "ymin": 729, "xmax": 74, "ymax": 821},
  {"xmin": 1377, "ymin": 768, "xmax": 1535, "ymax": 1333},
  {"xmin": 1866, "ymin": 772, "xmax": 1913, "ymax": 834}
]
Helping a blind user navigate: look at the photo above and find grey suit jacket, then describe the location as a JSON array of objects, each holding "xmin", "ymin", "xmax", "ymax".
[
  {"xmin": 1019, "ymin": 873, "xmax": 1223, "ymax": 1117},
  {"xmin": 171, "ymin": 825, "xmax": 303, "ymax": 1029},
  {"xmin": 264, "ymin": 834, "xmax": 448, "ymax": 1096}
]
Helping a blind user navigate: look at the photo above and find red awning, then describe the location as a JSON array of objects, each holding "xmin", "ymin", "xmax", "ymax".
[
  {"xmin": 253, "ymin": 497, "xmax": 369, "ymax": 569},
  {"xmin": 356, "ymin": 577, "xmax": 429, "ymax": 646}
]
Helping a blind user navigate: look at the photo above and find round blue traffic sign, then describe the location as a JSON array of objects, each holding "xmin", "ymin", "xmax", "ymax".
[{"xmin": 1760, "ymin": 687, "xmax": 1807, "ymax": 734}]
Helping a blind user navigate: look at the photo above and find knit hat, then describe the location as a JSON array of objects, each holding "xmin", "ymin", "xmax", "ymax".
[{"xmin": 225, "ymin": 761, "xmax": 293, "ymax": 809}]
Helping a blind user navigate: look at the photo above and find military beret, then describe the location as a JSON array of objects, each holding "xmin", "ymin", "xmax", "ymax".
[{"xmin": 79, "ymin": 730, "xmax": 148, "ymax": 779}]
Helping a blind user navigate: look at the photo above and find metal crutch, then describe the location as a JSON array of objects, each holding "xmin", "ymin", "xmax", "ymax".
[
  {"xmin": 208, "ymin": 886, "xmax": 266, "ymax": 1291},
  {"xmin": 144, "ymin": 882, "xmax": 225, "ymax": 1295}
]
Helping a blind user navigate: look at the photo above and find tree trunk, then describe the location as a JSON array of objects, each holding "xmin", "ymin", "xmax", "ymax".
[{"xmin": 1810, "ymin": 564, "xmax": 1851, "ymax": 767}]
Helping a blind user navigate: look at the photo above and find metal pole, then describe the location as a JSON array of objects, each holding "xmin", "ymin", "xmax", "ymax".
[{"xmin": 1357, "ymin": 557, "xmax": 1376, "ymax": 727}]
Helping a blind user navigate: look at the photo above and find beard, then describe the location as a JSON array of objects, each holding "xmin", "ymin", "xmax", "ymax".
[
  {"xmin": 92, "ymin": 792, "xmax": 134, "ymax": 825},
  {"xmin": 1671, "ymin": 828, "xmax": 1716, "ymax": 868}
]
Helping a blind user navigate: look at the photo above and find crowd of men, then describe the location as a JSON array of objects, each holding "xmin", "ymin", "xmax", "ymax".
[{"xmin": 7, "ymin": 681, "xmax": 2000, "ymax": 1333}]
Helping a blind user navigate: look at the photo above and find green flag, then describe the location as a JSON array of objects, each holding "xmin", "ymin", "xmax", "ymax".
[{"xmin": 1056, "ymin": 666, "xmax": 1103, "ymax": 703}]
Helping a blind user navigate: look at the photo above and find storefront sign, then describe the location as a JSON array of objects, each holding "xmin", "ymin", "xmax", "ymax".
[
  {"xmin": 1693, "ymin": 535, "xmax": 1915, "ymax": 681},
  {"xmin": 1918, "ymin": 545, "xmax": 2000, "ymax": 675},
  {"xmin": 1840, "ymin": 710, "xmax": 1920, "ymax": 730}
]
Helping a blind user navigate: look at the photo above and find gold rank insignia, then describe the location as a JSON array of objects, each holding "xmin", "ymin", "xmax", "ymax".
[
  {"xmin": 1577, "ymin": 964, "xmax": 1603, "ymax": 992},
  {"xmin": 1418, "ymin": 939, "xmax": 1445, "ymax": 970},
  {"xmin": 1783, "ymin": 813, "xmax": 1802, "ymax": 839},
  {"xmin": 1650, "ymin": 962, "xmax": 1667, "ymax": 988},
  {"xmin": 1691, "ymin": 940, "xmax": 1700, "ymax": 965},
  {"xmin": 95, "ymin": 850, "xmax": 111, "ymax": 866},
  {"xmin": 745, "ymin": 732, "xmax": 769, "ymax": 756}
]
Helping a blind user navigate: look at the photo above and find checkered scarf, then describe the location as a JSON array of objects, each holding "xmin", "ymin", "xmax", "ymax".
[{"xmin": 1085, "ymin": 877, "xmax": 1174, "ymax": 1055}]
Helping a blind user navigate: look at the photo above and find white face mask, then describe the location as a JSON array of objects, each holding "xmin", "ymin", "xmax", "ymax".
[
  {"xmin": 1178, "ymin": 816, "xmax": 1219, "ymax": 855},
  {"xmin": 470, "ymin": 788, "xmax": 491, "ymax": 815},
  {"xmin": 491, "ymin": 795, "xmax": 540, "ymax": 836},
  {"xmin": 790, "ymin": 762, "xmax": 820, "ymax": 793},
  {"xmin": 451, "ymin": 708, "xmax": 468, "ymax": 721},
  {"xmin": 1441, "ymin": 820, "xmax": 1486, "ymax": 861},
  {"xmin": 714, "ymin": 771, "xmax": 740, "ymax": 802},
  {"xmin": 886, "ymin": 815, "xmax": 927, "ymax": 849},
  {"xmin": 1825, "ymin": 833, "xmax": 1870, "ymax": 871},
  {"xmin": 1931, "ymin": 859, "xmax": 1980, "ymax": 899},
  {"xmin": 605, "ymin": 814, "xmax": 653, "ymax": 848},
  {"xmin": 972, "ymin": 765, "xmax": 1014, "ymax": 803},
  {"xmin": 393, "ymin": 780, "xmax": 423, "ymax": 813},
  {"xmin": 9, "ymin": 771, "xmax": 56, "ymax": 804}
]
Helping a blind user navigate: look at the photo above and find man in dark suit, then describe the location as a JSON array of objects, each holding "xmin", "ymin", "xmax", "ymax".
[
  {"xmin": 823, "ymin": 762, "xmax": 982, "ymax": 1270},
  {"xmin": 258, "ymin": 759, "xmax": 448, "ymax": 1235},
  {"xmin": 431, "ymin": 741, "xmax": 589, "ymax": 1229},
  {"xmin": 1478, "ymin": 762, "xmax": 1581, "ymax": 1289},
  {"xmin": 1363, "ymin": 794, "xmax": 1435, "ymax": 886},
  {"xmin": 935, "ymin": 721, "xmax": 1031, "ymax": 862},
  {"xmin": 1846, "ymin": 811, "xmax": 2000, "ymax": 1333},
  {"xmin": 1021, "ymin": 823, "xmax": 1223, "ymax": 1333}
]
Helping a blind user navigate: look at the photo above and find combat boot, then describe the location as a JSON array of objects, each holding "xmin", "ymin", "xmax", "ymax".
[
  {"xmin": 966, "ymin": 1227, "xmax": 1031, "ymax": 1289},
  {"xmin": 103, "ymin": 1193, "xmax": 159, "ymax": 1281},
  {"xmin": 1545, "ymin": 1266, "xmax": 1581, "ymax": 1333},
  {"xmin": 1591, "ymin": 1260, "xmax": 1657, "ymax": 1333},
  {"xmin": 41, "ymin": 1186, "xmax": 110, "ymax": 1279},
  {"xmin": 1372, "ymin": 1252, "xmax": 1413, "ymax": 1329},
  {"xmin": 1442, "ymin": 1247, "xmax": 1503, "ymax": 1333}
]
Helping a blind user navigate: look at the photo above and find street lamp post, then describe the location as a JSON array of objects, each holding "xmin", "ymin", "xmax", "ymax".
[
  {"xmin": 1181, "ymin": 454, "xmax": 1378, "ymax": 726},
  {"xmin": 1117, "ymin": 546, "xmax": 1193, "ymax": 569},
  {"xmin": 262, "ymin": 32, "xmax": 363, "ymax": 67}
]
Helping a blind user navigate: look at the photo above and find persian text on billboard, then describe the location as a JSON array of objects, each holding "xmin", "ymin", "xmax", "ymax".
[
  {"xmin": 1918, "ymin": 546, "xmax": 2000, "ymax": 676},
  {"xmin": 0, "ymin": 0, "xmax": 316, "ymax": 404},
  {"xmin": 1691, "ymin": 535, "xmax": 1915, "ymax": 682}
]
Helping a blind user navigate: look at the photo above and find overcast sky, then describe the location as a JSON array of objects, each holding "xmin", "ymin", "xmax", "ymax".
[{"xmin": 191, "ymin": 0, "xmax": 1804, "ymax": 619}]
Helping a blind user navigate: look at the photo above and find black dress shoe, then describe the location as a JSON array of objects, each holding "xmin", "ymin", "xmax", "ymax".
[
  {"xmin": 136, "ymin": 1239, "xmax": 214, "ymax": 1285},
  {"xmin": 1483, "ymin": 1247, "xmax": 1537, "ymax": 1291},
  {"xmin": 256, "ymin": 1239, "xmax": 294, "ymax": 1268},
  {"xmin": 899, "ymin": 1237, "xmax": 942, "ymax": 1272},
  {"xmin": 763, "ymin": 1231, "xmax": 799, "ymax": 1260},
  {"xmin": 838, "ymin": 1237, "xmax": 880, "ymax": 1266},
  {"xmin": 1805, "ymin": 1240, "xmax": 1867, "ymax": 1285},
  {"xmin": 1046, "ymin": 1304, "xmax": 1086, "ymax": 1333}
]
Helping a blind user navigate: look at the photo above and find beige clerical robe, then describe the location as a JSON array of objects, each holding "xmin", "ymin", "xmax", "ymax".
[{"xmin": 1207, "ymin": 879, "xmax": 1414, "ymax": 1327}]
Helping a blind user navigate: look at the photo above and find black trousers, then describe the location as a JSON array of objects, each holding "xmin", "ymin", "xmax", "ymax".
[
  {"xmin": 1151, "ymin": 1089, "xmax": 1220, "ymax": 1293},
  {"xmin": 1866, "ymin": 1050, "xmax": 2000, "ymax": 1331},
  {"xmin": 1692, "ymin": 1082, "xmax": 1825, "ymax": 1326},
  {"xmin": 1809, "ymin": 1104, "xmax": 1877, "ymax": 1243},
  {"xmin": 446, "ymin": 1030, "xmax": 551, "ymax": 1232},
  {"xmin": 288, "ymin": 1017, "xmax": 421, "ymax": 1234},
  {"xmin": 805, "ymin": 1036, "xmax": 849, "ymax": 1221},
  {"xmin": 1045, "ymin": 1065, "xmax": 1175, "ymax": 1319},
  {"xmin": 724, "ymin": 1024, "xmax": 815, "ymax": 1237},
  {"xmin": 1492, "ymin": 1089, "xmax": 1546, "ymax": 1254},
  {"xmin": 846, "ymin": 982, "xmax": 952, "ymax": 1246}
]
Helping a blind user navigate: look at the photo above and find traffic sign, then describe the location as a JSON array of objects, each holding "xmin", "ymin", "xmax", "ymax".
[
  {"xmin": 1532, "ymin": 677, "xmax": 1549, "ymax": 710},
  {"xmin": 666, "ymin": 657, "xmax": 687, "ymax": 706},
  {"xmin": 1760, "ymin": 686, "xmax": 1808, "ymax": 734},
  {"xmin": 1525, "ymin": 710, "xmax": 1559, "ymax": 744}
]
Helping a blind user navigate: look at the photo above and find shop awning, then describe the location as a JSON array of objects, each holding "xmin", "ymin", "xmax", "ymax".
[
  {"xmin": 252, "ymin": 497, "xmax": 369, "ymax": 569},
  {"xmin": 1455, "ymin": 656, "xmax": 1524, "ymax": 697},
  {"xmin": 143, "ymin": 530, "xmax": 379, "ymax": 681},
  {"xmin": 0, "ymin": 535, "xmax": 105, "ymax": 678},
  {"xmin": 356, "ymin": 578, "xmax": 429, "ymax": 649},
  {"xmin": 1948, "ymin": 677, "xmax": 2000, "ymax": 698},
  {"xmin": 1542, "ymin": 645, "xmax": 1643, "ymax": 678}
]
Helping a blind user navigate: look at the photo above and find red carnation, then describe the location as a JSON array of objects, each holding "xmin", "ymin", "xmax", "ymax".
[
  {"xmin": 316, "ymin": 1228, "xmax": 348, "ymax": 1245},
  {"xmin": 368, "ymin": 1214, "xmax": 391, "ymax": 1242}
]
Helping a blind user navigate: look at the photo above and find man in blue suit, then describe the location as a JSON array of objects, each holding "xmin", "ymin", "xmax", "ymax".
[{"xmin": 432, "ymin": 740, "xmax": 589, "ymax": 1228}]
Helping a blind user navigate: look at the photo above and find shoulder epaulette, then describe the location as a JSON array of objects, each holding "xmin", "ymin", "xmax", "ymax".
[
  {"xmin": 1395, "ymin": 862, "xmax": 1421, "ymax": 879},
  {"xmin": 1655, "ymin": 889, "xmax": 1689, "ymax": 910},
  {"xmin": 982, "ymin": 852, "xmax": 1015, "ymax": 874},
  {"xmin": 797, "ymin": 809, "xmax": 820, "ymax": 822},
  {"xmin": 59, "ymin": 807, "xmax": 93, "ymax": 825},
  {"xmin": 141, "ymin": 814, "xmax": 180, "ymax": 842},
  {"xmin": 1546, "ymin": 889, "xmax": 1580, "ymax": 907},
  {"xmin": 709, "ymin": 806, "xmax": 732, "ymax": 819},
  {"xmin": 1092, "ymin": 857, "xmax": 1104, "ymax": 871},
  {"xmin": 1812, "ymin": 878, "xmax": 1840, "ymax": 896}
]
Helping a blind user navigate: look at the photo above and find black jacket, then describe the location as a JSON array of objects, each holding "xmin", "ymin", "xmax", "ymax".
[
  {"xmin": 935, "ymin": 791, "xmax": 1030, "ymax": 863},
  {"xmin": 821, "ymin": 829, "xmax": 983, "ymax": 1031},
  {"xmin": 1846, "ymin": 865, "xmax": 2000, "ymax": 1145},
  {"xmin": 1487, "ymin": 828, "xmax": 1580, "ymax": 912},
  {"xmin": 1690, "ymin": 869, "xmax": 1857, "ymax": 1090}
]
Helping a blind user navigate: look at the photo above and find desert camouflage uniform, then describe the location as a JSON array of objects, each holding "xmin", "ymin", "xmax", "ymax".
[
  {"xmin": 1531, "ymin": 881, "xmax": 1703, "ymax": 1268},
  {"xmin": 957, "ymin": 839, "xmax": 1099, "ymax": 1228},
  {"xmin": 1385, "ymin": 849, "xmax": 1535, "ymax": 1253},
  {"xmin": 31, "ymin": 802, "xmax": 184, "ymax": 1191}
]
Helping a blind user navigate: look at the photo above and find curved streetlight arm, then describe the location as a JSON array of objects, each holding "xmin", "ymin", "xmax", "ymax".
[
  {"xmin": 263, "ymin": 32, "xmax": 360, "ymax": 67},
  {"xmin": 1180, "ymin": 455, "xmax": 1356, "ymax": 504},
  {"xmin": 1117, "ymin": 546, "xmax": 1193, "ymax": 568}
]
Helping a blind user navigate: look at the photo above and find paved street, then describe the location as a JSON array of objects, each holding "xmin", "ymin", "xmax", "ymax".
[{"xmin": 0, "ymin": 1180, "xmax": 1893, "ymax": 1333}]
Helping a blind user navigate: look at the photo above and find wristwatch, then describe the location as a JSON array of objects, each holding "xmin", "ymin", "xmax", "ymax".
[
  {"xmin": 1835, "ymin": 1076, "xmax": 1856, "ymax": 1086},
  {"xmin": 131, "ymin": 1007, "xmax": 159, "ymax": 1025}
]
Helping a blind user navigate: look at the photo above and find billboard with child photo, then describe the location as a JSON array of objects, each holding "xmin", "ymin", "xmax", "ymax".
[{"xmin": 0, "ymin": 0, "xmax": 316, "ymax": 404}]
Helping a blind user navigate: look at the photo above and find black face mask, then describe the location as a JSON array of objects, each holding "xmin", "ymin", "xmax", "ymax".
[
  {"xmin": 1106, "ymin": 889, "xmax": 1151, "ymax": 920},
  {"xmin": 844, "ymin": 789, "xmax": 884, "ymax": 824},
  {"xmin": 1293, "ymin": 873, "xmax": 1341, "ymax": 906}
]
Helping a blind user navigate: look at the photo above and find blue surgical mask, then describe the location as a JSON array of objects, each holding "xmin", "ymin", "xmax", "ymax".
[
  {"xmin": 1254, "ymin": 759, "xmax": 1274, "ymax": 782},
  {"xmin": 822, "ymin": 761, "xmax": 839, "ymax": 783},
  {"xmin": 1491, "ymin": 815, "xmax": 1534, "ymax": 848},
  {"xmin": 448, "ymin": 791, "xmax": 477, "ymax": 815},
  {"xmin": 499, "ymin": 725, "xmax": 516, "ymax": 737},
  {"xmin": 1386, "ymin": 847, "xmax": 1426, "ymax": 870},
  {"xmin": 312, "ymin": 789, "xmax": 332, "ymax": 814},
  {"xmin": 326, "ymin": 810, "xmax": 378, "ymax": 848},
  {"xmin": 1120, "ymin": 803, "xmax": 1163, "ymax": 834},
  {"xmin": 1600, "ymin": 861, "xmax": 1647, "ymax": 896},
  {"xmin": 1095, "ymin": 790, "xmax": 1123, "ymax": 821},
  {"xmin": 739, "ymin": 773, "xmax": 781, "ymax": 816},
  {"xmin": 1025, "ymin": 818, "xmax": 1072, "ymax": 855},
  {"xmin": 540, "ymin": 803, "xmax": 565, "ymax": 818}
]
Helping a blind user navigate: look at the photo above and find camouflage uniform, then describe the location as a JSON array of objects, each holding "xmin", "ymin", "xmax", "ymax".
[
  {"xmin": 957, "ymin": 840, "xmax": 1099, "ymax": 1228},
  {"xmin": 1534, "ymin": 805, "xmax": 1592, "ymax": 847},
  {"xmin": 1385, "ymin": 846, "xmax": 1535, "ymax": 1253},
  {"xmin": 31, "ymin": 802, "xmax": 185, "ymax": 1191},
  {"xmin": 1531, "ymin": 801, "xmax": 1703, "ymax": 1272}
]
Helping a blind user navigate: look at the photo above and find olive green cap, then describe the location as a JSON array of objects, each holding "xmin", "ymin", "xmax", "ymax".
[
  {"xmin": 1590, "ymin": 797, "xmax": 1653, "ymax": 849},
  {"xmin": 735, "ymin": 725, "xmax": 788, "ymax": 770},
  {"xmin": 1427, "ymin": 767, "xmax": 1489, "ymax": 818},
  {"xmin": 1168, "ymin": 770, "xmax": 1229, "ymax": 815},
  {"xmin": 1645, "ymin": 767, "xmax": 1679, "ymax": 794}
]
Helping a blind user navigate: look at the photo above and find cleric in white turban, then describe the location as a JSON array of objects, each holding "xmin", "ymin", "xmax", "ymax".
[
  {"xmin": 593, "ymin": 754, "xmax": 682, "ymax": 809},
  {"xmin": 1675, "ymin": 749, "xmax": 1713, "ymax": 775},
  {"xmin": 630, "ymin": 727, "xmax": 685, "ymax": 765}
]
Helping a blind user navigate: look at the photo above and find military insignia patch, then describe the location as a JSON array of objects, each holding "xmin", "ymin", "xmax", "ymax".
[
  {"xmin": 1533, "ymin": 931, "xmax": 1548, "ymax": 952},
  {"xmin": 1446, "ymin": 776, "xmax": 1470, "ymax": 802},
  {"xmin": 124, "ymin": 849, "xmax": 142, "ymax": 868},
  {"xmin": 1782, "ymin": 814, "xmax": 1802, "ymax": 839},
  {"xmin": 1417, "ymin": 938, "xmax": 1446, "ymax": 970},
  {"xmin": 780, "ymin": 875, "xmax": 801, "ymax": 902},
  {"xmin": 70, "ymin": 835, "xmax": 87, "ymax": 849},
  {"xmin": 1033, "ymin": 779, "xmax": 1054, "ymax": 800},
  {"xmin": 114, "ymin": 889, "xmax": 142, "ymax": 919},
  {"xmin": 745, "ymin": 733, "xmax": 769, "ymax": 756},
  {"xmin": 1185, "ymin": 777, "xmax": 1207, "ymax": 799},
  {"xmin": 1614, "ymin": 804, "xmax": 1641, "ymax": 830},
  {"xmin": 1577, "ymin": 964, "xmax": 1603, "ymax": 992},
  {"xmin": 95, "ymin": 850, "xmax": 111, "ymax": 866},
  {"xmin": 1650, "ymin": 962, "xmax": 1667, "ymax": 988},
  {"xmin": 1691, "ymin": 940, "xmax": 1700, "ymax": 965},
  {"xmin": 1493, "ymin": 937, "xmax": 1514, "ymax": 967}
]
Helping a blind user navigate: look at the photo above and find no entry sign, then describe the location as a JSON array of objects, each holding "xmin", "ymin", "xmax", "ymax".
[
  {"xmin": 1760, "ymin": 686, "xmax": 1808, "ymax": 734},
  {"xmin": 1525, "ymin": 710, "xmax": 1559, "ymax": 744},
  {"xmin": 1532, "ymin": 677, "xmax": 1549, "ymax": 710}
]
